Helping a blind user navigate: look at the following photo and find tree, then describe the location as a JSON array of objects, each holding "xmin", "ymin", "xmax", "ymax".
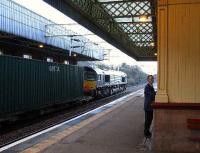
[{"xmin": 119, "ymin": 63, "xmax": 147, "ymax": 85}]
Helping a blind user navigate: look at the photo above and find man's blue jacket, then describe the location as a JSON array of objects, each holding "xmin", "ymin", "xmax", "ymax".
[{"xmin": 144, "ymin": 84, "xmax": 156, "ymax": 112}]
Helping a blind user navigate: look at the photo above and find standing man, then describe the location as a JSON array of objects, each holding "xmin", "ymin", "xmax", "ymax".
[{"xmin": 144, "ymin": 75, "xmax": 156, "ymax": 138}]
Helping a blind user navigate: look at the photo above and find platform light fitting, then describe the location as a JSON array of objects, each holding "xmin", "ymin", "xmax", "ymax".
[
  {"xmin": 139, "ymin": 15, "xmax": 148, "ymax": 22},
  {"xmin": 150, "ymin": 42, "xmax": 155, "ymax": 46},
  {"xmin": 73, "ymin": 53, "xmax": 77, "ymax": 57},
  {"xmin": 154, "ymin": 53, "xmax": 157, "ymax": 56},
  {"xmin": 64, "ymin": 60, "xmax": 69, "ymax": 65},
  {"xmin": 23, "ymin": 54, "xmax": 32, "ymax": 59},
  {"xmin": 38, "ymin": 44, "xmax": 44, "ymax": 48},
  {"xmin": 47, "ymin": 57, "xmax": 53, "ymax": 62}
]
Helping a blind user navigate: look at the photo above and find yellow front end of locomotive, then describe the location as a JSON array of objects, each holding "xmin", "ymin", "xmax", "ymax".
[{"xmin": 84, "ymin": 80, "xmax": 97, "ymax": 94}]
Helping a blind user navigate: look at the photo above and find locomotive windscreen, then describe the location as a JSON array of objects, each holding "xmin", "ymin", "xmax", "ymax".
[{"xmin": 84, "ymin": 72, "xmax": 96, "ymax": 81}]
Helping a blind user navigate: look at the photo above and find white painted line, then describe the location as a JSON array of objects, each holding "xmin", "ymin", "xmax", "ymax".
[{"xmin": 0, "ymin": 89, "xmax": 143, "ymax": 152}]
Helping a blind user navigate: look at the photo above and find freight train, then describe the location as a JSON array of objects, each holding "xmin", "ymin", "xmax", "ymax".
[{"xmin": 0, "ymin": 55, "xmax": 127, "ymax": 123}]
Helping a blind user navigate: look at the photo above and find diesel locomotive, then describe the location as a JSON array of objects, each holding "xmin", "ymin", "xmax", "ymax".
[{"xmin": 84, "ymin": 67, "xmax": 127, "ymax": 97}]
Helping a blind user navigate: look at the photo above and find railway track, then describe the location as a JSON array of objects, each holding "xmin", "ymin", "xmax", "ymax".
[{"xmin": 0, "ymin": 85, "xmax": 144, "ymax": 148}]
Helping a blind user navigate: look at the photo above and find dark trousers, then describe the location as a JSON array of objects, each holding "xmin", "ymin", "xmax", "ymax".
[{"xmin": 144, "ymin": 111, "xmax": 153, "ymax": 135}]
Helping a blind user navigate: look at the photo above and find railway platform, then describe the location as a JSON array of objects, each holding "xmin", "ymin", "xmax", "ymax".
[{"xmin": 1, "ymin": 89, "xmax": 152, "ymax": 153}]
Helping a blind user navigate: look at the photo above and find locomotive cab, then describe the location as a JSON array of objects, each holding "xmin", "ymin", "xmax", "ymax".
[{"xmin": 83, "ymin": 67, "xmax": 97, "ymax": 96}]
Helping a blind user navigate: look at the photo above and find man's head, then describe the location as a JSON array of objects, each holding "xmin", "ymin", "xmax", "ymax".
[{"xmin": 147, "ymin": 75, "xmax": 154, "ymax": 85}]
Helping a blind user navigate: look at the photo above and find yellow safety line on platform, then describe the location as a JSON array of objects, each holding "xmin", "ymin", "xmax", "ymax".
[{"xmin": 21, "ymin": 91, "xmax": 141, "ymax": 153}]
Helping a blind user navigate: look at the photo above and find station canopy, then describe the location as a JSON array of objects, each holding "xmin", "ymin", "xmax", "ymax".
[{"xmin": 44, "ymin": 0, "xmax": 157, "ymax": 61}]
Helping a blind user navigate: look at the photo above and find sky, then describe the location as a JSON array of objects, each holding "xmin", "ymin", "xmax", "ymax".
[{"xmin": 13, "ymin": 0, "xmax": 157, "ymax": 75}]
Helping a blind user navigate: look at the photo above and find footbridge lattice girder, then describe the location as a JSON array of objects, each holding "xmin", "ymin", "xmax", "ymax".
[{"xmin": 0, "ymin": 0, "xmax": 104, "ymax": 61}]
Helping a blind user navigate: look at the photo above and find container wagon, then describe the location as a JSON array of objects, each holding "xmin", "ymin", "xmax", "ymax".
[{"xmin": 0, "ymin": 55, "xmax": 84, "ymax": 122}]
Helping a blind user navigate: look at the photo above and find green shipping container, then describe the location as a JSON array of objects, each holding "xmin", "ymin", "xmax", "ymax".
[{"xmin": 0, "ymin": 55, "xmax": 84, "ymax": 118}]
